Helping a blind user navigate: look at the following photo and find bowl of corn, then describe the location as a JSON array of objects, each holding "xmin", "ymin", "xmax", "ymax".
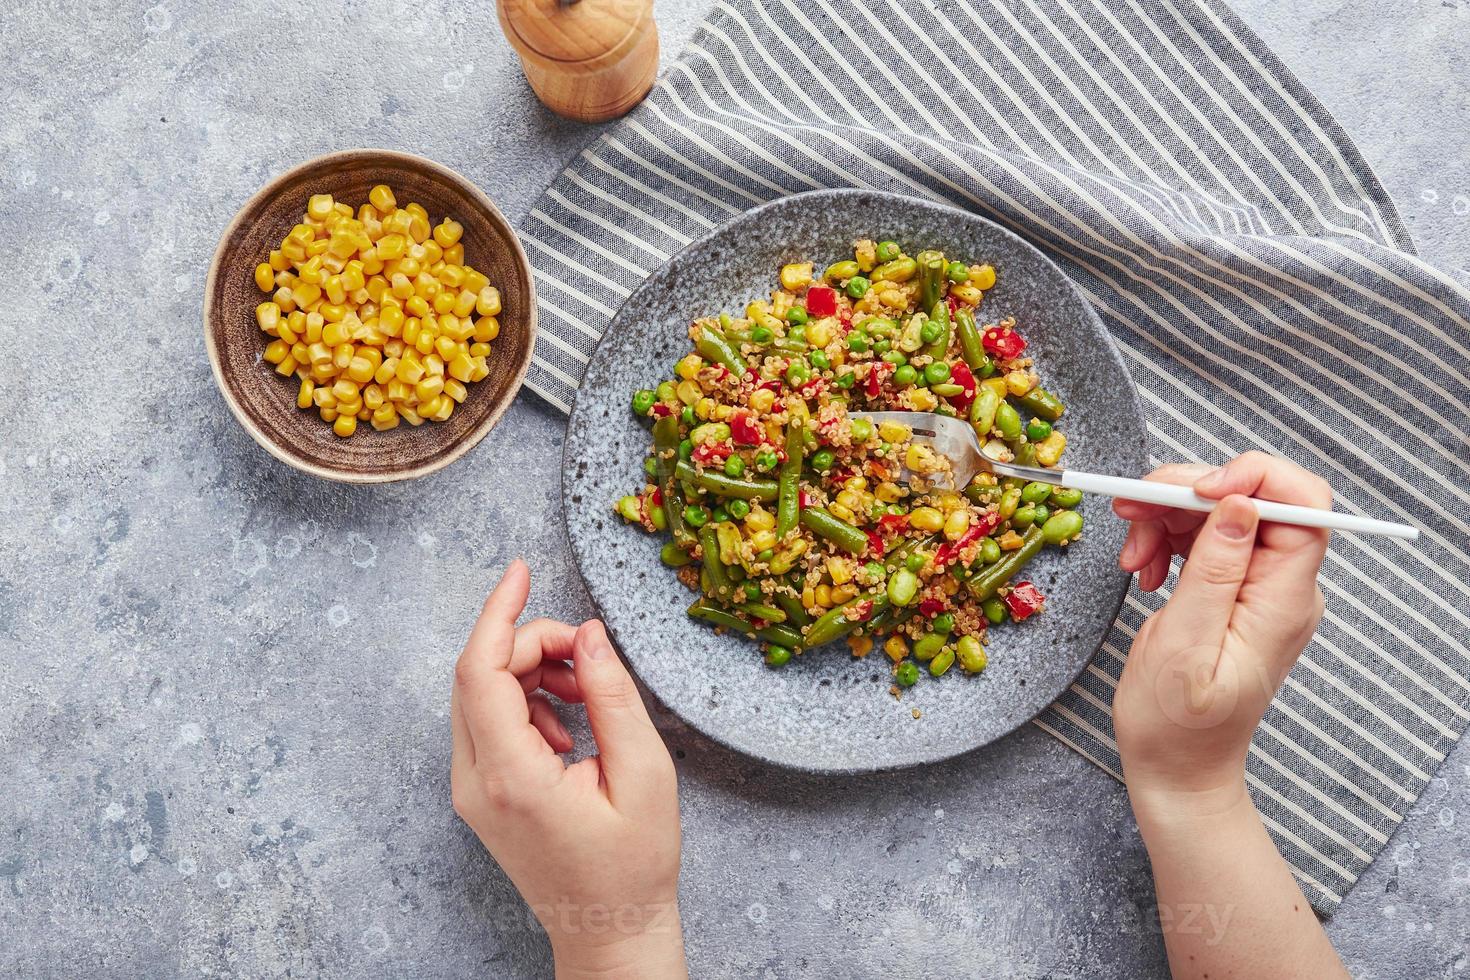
[{"xmin": 204, "ymin": 148, "xmax": 535, "ymax": 482}]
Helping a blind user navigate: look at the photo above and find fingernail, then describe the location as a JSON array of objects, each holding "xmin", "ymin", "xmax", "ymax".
[
  {"xmin": 555, "ymin": 720, "xmax": 572, "ymax": 744},
  {"xmin": 1119, "ymin": 537, "xmax": 1138, "ymax": 566},
  {"xmin": 1195, "ymin": 467, "xmax": 1227, "ymax": 492},
  {"xmin": 585, "ymin": 623, "xmax": 612, "ymax": 660},
  {"xmin": 1217, "ymin": 508, "xmax": 1253, "ymax": 540}
]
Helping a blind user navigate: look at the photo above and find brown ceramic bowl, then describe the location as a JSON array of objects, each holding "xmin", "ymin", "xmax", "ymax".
[{"xmin": 204, "ymin": 149, "xmax": 535, "ymax": 483}]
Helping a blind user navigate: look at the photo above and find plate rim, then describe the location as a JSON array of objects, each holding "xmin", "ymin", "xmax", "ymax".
[{"xmin": 561, "ymin": 187, "xmax": 1145, "ymax": 774}]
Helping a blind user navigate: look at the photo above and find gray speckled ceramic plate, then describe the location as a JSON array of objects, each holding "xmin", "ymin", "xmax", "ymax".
[{"xmin": 563, "ymin": 189, "xmax": 1147, "ymax": 774}]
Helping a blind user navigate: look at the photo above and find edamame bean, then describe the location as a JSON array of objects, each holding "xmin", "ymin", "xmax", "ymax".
[
  {"xmin": 1050, "ymin": 487, "xmax": 1083, "ymax": 509},
  {"xmin": 825, "ymin": 260, "xmax": 860, "ymax": 281},
  {"xmin": 1020, "ymin": 481, "xmax": 1053, "ymax": 504},
  {"xmin": 887, "ymin": 568, "xmax": 919, "ymax": 606},
  {"xmin": 616, "ymin": 495, "xmax": 641, "ymax": 521},
  {"xmin": 679, "ymin": 438, "xmax": 694, "ymax": 461},
  {"xmin": 882, "ymin": 350, "xmax": 908, "ymax": 366},
  {"xmin": 997, "ymin": 485, "xmax": 1022, "ymax": 520},
  {"xmin": 956, "ymin": 635, "xmax": 987, "ymax": 673},
  {"xmin": 1032, "ymin": 504, "xmax": 1051, "ymax": 526},
  {"xmin": 661, "ymin": 542, "xmax": 692, "ymax": 567},
  {"xmin": 764, "ymin": 645, "xmax": 793, "ymax": 667},
  {"xmin": 1012, "ymin": 504, "xmax": 1037, "ymax": 530},
  {"xmin": 644, "ymin": 456, "xmax": 657, "ymax": 477},
  {"xmin": 929, "ymin": 648, "xmax": 956, "ymax": 676},
  {"xmin": 656, "ymin": 380, "xmax": 677, "ymax": 402},
  {"xmin": 979, "ymin": 537, "xmax": 1001, "ymax": 564},
  {"xmin": 995, "ymin": 402, "xmax": 1023, "ymax": 440},
  {"xmin": 1042, "ymin": 509, "xmax": 1084, "ymax": 545},
  {"xmin": 982, "ymin": 597, "xmax": 1007, "ymax": 624},
  {"xmin": 913, "ymin": 632, "xmax": 946, "ymax": 662},
  {"xmin": 847, "ymin": 332, "xmax": 869, "ymax": 352}
]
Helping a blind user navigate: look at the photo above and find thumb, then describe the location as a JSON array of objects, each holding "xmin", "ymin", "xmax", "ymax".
[
  {"xmin": 572, "ymin": 620, "xmax": 671, "ymax": 809},
  {"xmin": 1165, "ymin": 494, "xmax": 1259, "ymax": 643}
]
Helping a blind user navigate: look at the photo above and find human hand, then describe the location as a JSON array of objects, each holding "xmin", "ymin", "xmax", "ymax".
[
  {"xmin": 450, "ymin": 560, "xmax": 686, "ymax": 980},
  {"xmin": 1110, "ymin": 452, "xmax": 1331, "ymax": 821}
]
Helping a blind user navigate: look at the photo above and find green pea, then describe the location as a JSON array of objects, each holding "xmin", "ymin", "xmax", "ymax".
[
  {"xmin": 846, "ymin": 276, "xmax": 871, "ymax": 299},
  {"xmin": 684, "ymin": 504, "xmax": 710, "ymax": 527},
  {"xmin": 786, "ymin": 360, "xmax": 810, "ymax": 386},
  {"xmin": 956, "ymin": 635, "xmax": 987, "ymax": 673},
  {"xmin": 789, "ymin": 324, "xmax": 807, "ymax": 343},
  {"xmin": 1051, "ymin": 487, "xmax": 1083, "ymax": 509},
  {"xmin": 811, "ymin": 449, "xmax": 835, "ymax": 471},
  {"xmin": 913, "ymin": 632, "xmax": 946, "ymax": 662},
  {"xmin": 886, "ymin": 503, "xmax": 907, "ymax": 516},
  {"xmin": 727, "ymin": 498, "xmax": 751, "ymax": 520},
  {"xmin": 904, "ymin": 552, "xmax": 926, "ymax": 573},
  {"xmin": 631, "ymin": 389, "xmax": 656, "ymax": 415},
  {"xmin": 835, "ymin": 370, "xmax": 856, "ymax": 389},
  {"xmin": 995, "ymin": 402, "xmax": 1023, "ymax": 440},
  {"xmin": 932, "ymin": 612, "xmax": 955, "ymax": 635},
  {"xmin": 660, "ymin": 542, "xmax": 692, "ymax": 567},
  {"xmin": 920, "ymin": 320, "xmax": 942, "ymax": 345},
  {"xmin": 1042, "ymin": 509, "xmax": 1084, "ymax": 545},
  {"xmin": 946, "ymin": 261, "xmax": 970, "ymax": 283},
  {"xmin": 887, "ymin": 568, "xmax": 919, "ymax": 606},
  {"xmin": 712, "ymin": 505, "xmax": 731, "ymax": 524},
  {"xmin": 876, "ymin": 240, "xmax": 901, "ymax": 262},
  {"xmin": 756, "ymin": 450, "xmax": 778, "ymax": 471},
  {"xmin": 1021, "ymin": 481, "xmax": 1053, "ymax": 504},
  {"xmin": 744, "ymin": 580, "xmax": 762, "ymax": 601},
  {"xmin": 679, "ymin": 438, "xmax": 694, "ymax": 461},
  {"xmin": 681, "ymin": 405, "xmax": 695, "ymax": 425},
  {"xmin": 724, "ymin": 455, "xmax": 746, "ymax": 477},
  {"xmin": 757, "ymin": 548, "xmax": 775, "ymax": 562},
  {"xmin": 982, "ymin": 597, "xmax": 1007, "ymax": 624},
  {"xmin": 979, "ymin": 537, "xmax": 1001, "ymax": 564},
  {"xmin": 616, "ymin": 495, "xmax": 641, "ymax": 521},
  {"xmin": 1011, "ymin": 504, "xmax": 1037, "ymax": 530},
  {"xmin": 785, "ymin": 305, "xmax": 808, "ymax": 326},
  {"xmin": 847, "ymin": 331, "xmax": 869, "ymax": 352},
  {"xmin": 656, "ymin": 380, "xmax": 677, "ymax": 402},
  {"xmin": 751, "ymin": 325, "xmax": 774, "ymax": 343},
  {"xmin": 872, "ymin": 339, "xmax": 891, "ymax": 356},
  {"xmin": 924, "ymin": 361, "xmax": 951, "ymax": 385},
  {"xmin": 1026, "ymin": 418, "xmax": 1053, "ymax": 442},
  {"xmin": 850, "ymin": 418, "xmax": 874, "ymax": 443},
  {"xmin": 895, "ymin": 661, "xmax": 920, "ymax": 687},
  {"xmin": 929, "ymin": 648, "xmax": 956, "ymax": 676},
  {"xmin": 825, "ymin": 260, "xmax": 860, "ymax": 281},
  {"xmin": 810, "ymin": 350, "xmax": 831, "ymax": 371},
  {"xmin": 893, "ymin": 365, "xmax": 918, "ymax": 386},
  {"xmin": 1032, "ymin": 505, "xmax": 1051, "ymax": 526},
  {"xmin": 764, "ymin": 645, "xmax": 793, "ymax": 667},
  {"xmin": 644, "ymin": 456, "xmax": 657, "ymax": 477}
]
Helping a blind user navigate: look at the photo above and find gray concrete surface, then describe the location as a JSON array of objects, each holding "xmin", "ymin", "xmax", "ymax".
[{"xmin": 1, "ymin": 0, "xmax": 1466, "ymax": 976}]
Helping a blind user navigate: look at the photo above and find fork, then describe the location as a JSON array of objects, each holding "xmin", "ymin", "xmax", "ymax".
[{"xmin": 852, "ymin": 411, "xmax": 1420, "ymax": 541}]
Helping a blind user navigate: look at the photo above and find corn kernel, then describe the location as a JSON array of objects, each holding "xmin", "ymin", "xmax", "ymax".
[
  {"xmin": 254, "ymin": 263, "xmax": 274, "ymax": 292},
  {"xmin": 828, "ymin": 558, "xmax": 853, "ymax": 585},
  {"xmin": 472, "ymin": 316, "xmax": 500, "ymax": 342},
  {"xmin": 256, "ymin": 302, "xmax": 281, "ymax": 334},
  {"xmin": 369, "ymin": 184, "xmax": 396, "ymax": 213},
  {"xmin": 909, "ymin": 507, "xmax": 944, "ymax": 532},
  {"xmin": 307, "ymin": 194, "xmax": 335, "ymax": 221},
  {"xmin": 969, "ymin": 264, "xmax": 997, "ymax": 289},
  {"xmin": 476, "ymin": 286, "xmax": 502, "ymax": 317},
  {"xmin": 780, "ymin": 262, "xmax": 813, "ymax": 291},
  {"xmin": 875, "ymin": 481, "xmax": 905, "ymax": 503},
  {"xmin": 878, "ymin": 420, "xmax": 911, "ymax": 443},
  {"xmin": 943, "ymin": 510, "xmax": 970, "ymax": 541},
  {"xmin": 433, "ymin": 218, "xmax": 463, "ymax": 247},
  {"xmin": 814, "ymin": 584, "xmax": 832, "ymax": 607},
  {"xmin": 951, "ymin": 283, "xmax": 984, "ymax": 306},
  {"xmin": 745, "ymin": 509, "xmax": 776, "ymax": 533},
  {"xmin": 807, "ymin": 321, "xmax": 832, "ymax": 348},
  {"xmin": 333, "ymin": 413, "xmax": 357, "ymax": 437},
  {"xmin": 884, "ymin": 635, "xmax": 909, "ymax": 662},
  {"xmin": 848, "ymin": 634, "xmax": 873, "ymax": 658},
  {"xmin": 262, "ymin": 339, "xmax": 289, "ymax": 364},
  {"xmin": 1004, "ymin": 370, "xmax": 1034, "ymax": 397},
  {"xmin": 274, "ymin": 355, "xmax": 298, "ymax": 377},
  {"xmin": 444, "ymin": 378, "xmax": 468, "ymax": 403},
  {"xmin": 297, "ymin": 378, "xmax": 314, "ymax": 409},
  {"xmin": 469, "ymin": 342, "xmax": 491, "ymax": 358},
  {"xmin": 830, "ymin": 583, "xmax": 858, "ymax": 604},
  {"xmin": 829, "ymin": 503, "xmax": 855, "ymax": 523},
  {"xmin": 1035, "ymin": 431, "xmax": 1067, "ymax": 467},
  {"xmin": 371, "ymin": 405, "xmax": 400, "ymax": 431}
]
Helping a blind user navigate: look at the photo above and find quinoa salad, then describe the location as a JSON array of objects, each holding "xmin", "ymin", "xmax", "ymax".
[{"xmin": 615, "ymin": 239, "xmax": 1084, "ymax": 693}]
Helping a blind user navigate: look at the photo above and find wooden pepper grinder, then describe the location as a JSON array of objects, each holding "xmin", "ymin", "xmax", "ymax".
[{"xmin": 498, "ymin": 0, "xmax": 658, "ymax": 123}]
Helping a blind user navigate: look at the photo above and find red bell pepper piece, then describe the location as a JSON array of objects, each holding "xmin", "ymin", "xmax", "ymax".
[
  {"xmin": 730, "ymin": 411, "xmax": 765, "ymax": 446},
  {"xmin": 982, "ymin": 325, "xmax": 1027, "ymax": 360},
  {"xmin": 947, "ymin": 294, "xmax": 959, "ymax": 315},
  {"xmin": 864, "ymin": 530, "xmax": 884, "ymax": 557},
  {"xmin": 806, "ymin": 285, "xmax": 837, "ymax": 317},
  {"xmin": 878, "ymin": 513, "xmax": 910, "ymax": 536},
  {"xmin": 864, "ymin": 361, "xmax": 893, "ymax": 399},
  {"xmin": 692, "ymin": 442, "xmax": 732, "ymax": 466},
  {"xmin": 932, "ymin": 514, "xmax": 999, "ymax": 568},
  {"xmin": 1004, "ymin": 581, "xmax": 1046, "ymax": 621},
  {"xmin": 799, "ymin": 489, "xmax": 816, "ymax": 509},
  {"xmin": 650, "ymin": 487, "xmax": 663, "ymax": 506},
  {"xmin": 948, "ymin": 360, "xmax": 976, "ymax": 410},
  {"xmin": 850, "ymin": 599, "xmax": 875, "ymax": 622},
  {"xmin": 650, "ymin": 402, "xmax": 673, "ymax": 418},
  {"xmin": 917, "ymin": 597, "xmax": 946, "ymax": 618}
]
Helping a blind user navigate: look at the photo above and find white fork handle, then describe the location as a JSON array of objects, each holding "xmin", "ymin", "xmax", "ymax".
[{"xmin": 1058, "ymin": 470, "xmax": 1421, "ymax": 541}]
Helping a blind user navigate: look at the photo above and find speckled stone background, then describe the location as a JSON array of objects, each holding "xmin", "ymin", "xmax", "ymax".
[{"xmin": 1, "ymin": 1, "xmax": 1466, "ymax": 977}]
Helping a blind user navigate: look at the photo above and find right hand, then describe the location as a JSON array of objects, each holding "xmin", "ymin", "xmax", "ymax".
[{"xmin": 1109, "ymin": 452, "xmax": 1332, "ymax": 820}]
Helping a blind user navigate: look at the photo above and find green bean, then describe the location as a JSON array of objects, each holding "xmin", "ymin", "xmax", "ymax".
[
  {"xmin": 872, "ymin": 256, "xmax": 916, "ymax": 282},
  {"xmin": 674, "ymin": 460, "xmax": 777, "ymax": 501},
  {"xmin": 660, "ymin": 542, "xmax": 692, "ymax": 567},
  {"xmin": 799, "ymin": 507, "xmax": 869, "ymax": 555},
  {"xmin": 773, "ymin": 590, "xmax": 812, "ymax": 629},
  {"xmin": 921, "ymin": 298, "xmax": 950, "ymax": 361},
  {"xmin": 776, "ymin": 425, "xmax": 803, "ymax": 537},
  {"xmin": 1013, "ymin": 440, "xmax": 1039, "ymax": 468},
  {"xmin": 1050, "ymin": 487, "xmax": 1083, "ymax": 509},
  {"xmin": 995, "ymin": 402, "xmax": 1023, "ymax": 440},
  {"xmin": 919, "ymin": 255, "xmax": 944, "ymax": 312},
  {"xmin": 969, "ymin": 385, "xmax": 999, "ymax": 434},
  {"xmin": 687, "ymin": 599, "xmax": 802, "ymax": 648},
  {"xmin": 696, "ymin": 324, "xmax": 748, "ymax": 375},
  {"xmin": 653, "ymin": 414, "xmax": 692, "ymax": 545},
  {"xmin": 699, "ymin": 525, "xmax": 734, "ymax": 600},
  {"xmin": 954, "ymin": 308, "xmax": 988, "ymax": 372},
  {"xmin": 739, "ymin": 601, "xmax": 787, "ymax": 624},
  {"xmin": 802, "ymin": 593, "xmax": 890, "ymax": 648},
  {"xmin": 967, "ymin": 527, "xmax": 1044, "ymax": 602},
  {"xmin": 1019, "ymin": 387, "xmax": 1065, "ymax": 422},
  {"xmin": 1042, "ymin": 509, "xmax": 1084, "ymax": 545}
]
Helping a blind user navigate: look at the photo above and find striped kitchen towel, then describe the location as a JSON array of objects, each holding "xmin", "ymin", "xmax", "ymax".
[{"xmin": 520, "ymin": 0, "xmax": 1470, "ymax": 912}]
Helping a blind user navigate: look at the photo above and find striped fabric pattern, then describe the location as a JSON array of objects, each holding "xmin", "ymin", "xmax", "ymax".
[{"xmin": 520, "ymin": 0, "xmax": 1470, "ymax": 911}]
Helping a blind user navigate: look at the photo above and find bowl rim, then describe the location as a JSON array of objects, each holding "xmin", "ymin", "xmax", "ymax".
[
  {"xmin": 203, "ymin": 147, "xmax": 537, "ymax": 484},
  {"xmin": 562, "ymin": 187, "xmax": 1146, "ymax": 774}
]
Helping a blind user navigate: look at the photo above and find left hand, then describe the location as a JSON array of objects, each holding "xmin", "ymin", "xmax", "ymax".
[{"xmin": 450, "ymin": 560, "xmax": 686, "ymax": 979}]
